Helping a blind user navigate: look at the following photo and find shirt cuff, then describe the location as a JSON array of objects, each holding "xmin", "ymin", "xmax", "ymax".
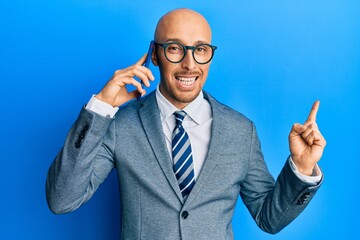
[
  {"xmin": 288, "ymin": 156, "xmax": 322, "ymax": 185},
  {"xmin": 85, "ymin": 95, "xmax": 119, "ymax": 118}
]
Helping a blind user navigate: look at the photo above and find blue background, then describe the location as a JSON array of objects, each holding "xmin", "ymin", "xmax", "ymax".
[{"xmin": 1, "ymin": 0, "xmax": 359, "ymax": 239}]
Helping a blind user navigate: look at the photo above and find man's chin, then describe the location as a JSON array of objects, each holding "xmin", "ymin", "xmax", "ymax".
[{"xmin": 173, "ymin": 91, "xmax": 201, "ymax": 105}]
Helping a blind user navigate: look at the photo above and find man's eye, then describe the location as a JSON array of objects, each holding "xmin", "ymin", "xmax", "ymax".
[
  {"xmin": 196, "ymin": 46, "xmax": 209, "ymax": 53},
  {"xmin": 167, "ymin": 44, "xmax": 183, "ymax": 53}
]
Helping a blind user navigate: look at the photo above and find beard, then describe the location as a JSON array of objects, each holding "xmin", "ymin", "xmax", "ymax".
[
  {"xmin": 159, "ymin": 79, "xmax": 203, "ymax": 108},
  {"xmin": 171, "ymin": 87, "xmax": 201, "ymax": 104}
]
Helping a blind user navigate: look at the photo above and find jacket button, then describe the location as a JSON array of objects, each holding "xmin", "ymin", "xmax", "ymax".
[
  {"xmin": 300, "ymin": 195, "xmax": 307, "ymax": 200},
  {"xmin": 181, "ymin": 211, "xmax": 189, "ymax": 219}
]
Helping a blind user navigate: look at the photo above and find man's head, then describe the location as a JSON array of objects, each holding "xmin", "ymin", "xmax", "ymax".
[{"xmin": 152, "ymin": 9, "xmax": 214, "ymax": 109}]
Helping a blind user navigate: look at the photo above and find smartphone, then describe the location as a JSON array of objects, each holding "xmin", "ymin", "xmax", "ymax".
[
  {"xmin": 144, "ymin": 40, "xmax": 155, "ymax": 68},
  {"xmin": 137, "ymin": 40, "xmax": 155, "ymax": 100}
]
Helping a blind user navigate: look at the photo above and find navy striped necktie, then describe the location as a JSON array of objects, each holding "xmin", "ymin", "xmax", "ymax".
[{"xmin": 172, "ymin": 111, "xmax": 196, "ymax": 198}]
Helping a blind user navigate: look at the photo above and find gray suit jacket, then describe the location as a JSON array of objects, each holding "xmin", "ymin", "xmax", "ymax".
[{"xmin": 46, "ymin": 91, "xmax": 322, "ymax": 240}]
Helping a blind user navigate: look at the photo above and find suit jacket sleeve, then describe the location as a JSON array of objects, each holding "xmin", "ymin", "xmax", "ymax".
[
  {"xmin": 46, "ymin": 107, "xmax": 116, "ymax": 214},
  {"xmin": 240, "ymin": 122, "xmax": 323, "ymax": 234}
]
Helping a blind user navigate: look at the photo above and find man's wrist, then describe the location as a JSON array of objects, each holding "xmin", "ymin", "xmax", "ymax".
[
  {"xmin": 288, "ymin": 156, "xmax": 322, "ymax": 185},
  {"xmin": 85, "ymin": 95, "xmax": 119, "ymax": 118}
]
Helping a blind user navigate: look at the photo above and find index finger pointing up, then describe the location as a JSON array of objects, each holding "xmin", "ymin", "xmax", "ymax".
[{"xmin": 306, "ymin": 100, "xmax": 320, "ymax": 123}]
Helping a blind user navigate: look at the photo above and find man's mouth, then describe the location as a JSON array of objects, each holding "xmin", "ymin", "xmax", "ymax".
[{"xmin": 175, "ymin": 76, "xmax": 198, "ymax": 86}]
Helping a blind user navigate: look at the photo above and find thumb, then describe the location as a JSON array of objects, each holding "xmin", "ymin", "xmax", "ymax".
[{"xmin": 128, "ymin": 89, "xmax": 145, "ymax": 100}]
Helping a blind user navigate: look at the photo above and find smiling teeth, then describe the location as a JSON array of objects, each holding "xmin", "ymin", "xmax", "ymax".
[{"xmin": 177, "ymin": 77, "xmax": 196, "ymax": 86}]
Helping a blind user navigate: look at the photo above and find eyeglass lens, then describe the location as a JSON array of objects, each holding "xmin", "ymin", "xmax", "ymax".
[{"xmin": 164, "ymin": 43, "xmax": 214, "ymax": 64}]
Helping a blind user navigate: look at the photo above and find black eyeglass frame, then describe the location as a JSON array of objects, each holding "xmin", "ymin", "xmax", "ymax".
[{"xmin": 155, "ymin": 41, "xmax": 217, "ymax": 64}]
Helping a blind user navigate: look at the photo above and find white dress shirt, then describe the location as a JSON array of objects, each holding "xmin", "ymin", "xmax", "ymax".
[
  {"xmin": 155, "ymin": 86, "xmax": 212, "ymax": 179},
  {"xmin": 85, "ymin": 86, "xmax": 322, "ymax": 184}
]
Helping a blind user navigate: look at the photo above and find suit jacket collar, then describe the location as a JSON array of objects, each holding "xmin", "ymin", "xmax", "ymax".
[
  {"xmin": 138, "ymin": 92, "xmax": 185, "ymax": 203},
  {"xmin": 138, "ymin": 91, "xmax": 230, "ymax": 206}
]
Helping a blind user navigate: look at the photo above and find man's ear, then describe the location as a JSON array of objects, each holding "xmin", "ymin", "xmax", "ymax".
[{"xmin": 151, "ymin": 48, "xmax": 158, "ymax": 66}]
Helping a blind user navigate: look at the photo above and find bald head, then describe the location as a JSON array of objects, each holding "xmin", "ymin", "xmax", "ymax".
[{"xmin": 154, "ymin": 9, "xmax": 212, "ymax": 44}]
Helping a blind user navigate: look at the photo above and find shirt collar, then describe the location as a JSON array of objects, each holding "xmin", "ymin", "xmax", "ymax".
[{"xmin": 156, "ymin": 84, "xmax": 206, "ymax": 124}]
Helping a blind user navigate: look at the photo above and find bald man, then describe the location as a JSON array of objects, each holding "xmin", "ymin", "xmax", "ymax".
[{"xmin": 47, "ymin": 9, "xmax": 325, "ymax": 239}]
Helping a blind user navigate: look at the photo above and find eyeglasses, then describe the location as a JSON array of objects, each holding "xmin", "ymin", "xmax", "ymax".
[{"xmin": 155, "ymin": 42, "xmax": 217, "ymax": 64}]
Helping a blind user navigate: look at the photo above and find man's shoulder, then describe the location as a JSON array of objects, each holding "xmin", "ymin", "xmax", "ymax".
[{"xmin": 204, "ymin": 91, "xmax": 253, "ymax": 126}]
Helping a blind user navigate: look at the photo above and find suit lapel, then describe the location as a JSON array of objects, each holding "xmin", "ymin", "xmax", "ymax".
[
  {"xmin": 183, "ymin": 93, "xmax": 228, "ymax": 207},
  {"xmin": 139, "ymin": 93, "xmax": 184, "ymax": 203}
]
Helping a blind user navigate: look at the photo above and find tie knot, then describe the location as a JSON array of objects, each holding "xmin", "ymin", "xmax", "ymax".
[{"xmin": 174, "ymin": 111, "xmax": 186, "ymax": 126}]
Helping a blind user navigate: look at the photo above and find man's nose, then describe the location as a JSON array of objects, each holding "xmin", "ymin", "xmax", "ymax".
[{"xmin": 181, "ymin": 50, "xmax": 196, "ymax": 70}]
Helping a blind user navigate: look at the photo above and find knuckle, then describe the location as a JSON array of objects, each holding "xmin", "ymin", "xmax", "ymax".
[
  {"xmin": 146, "ymin": 68, "xmax": 153, "ymax": 75},
  {"xmin": 133, "ymin": 64, "xmax": 142, "ymax": 71},
  {"xmin": 133, "ymin": 79, "xmax": 142, "ymax": 87},
  {"xmin": 308, "ymin": 123, "xmax": 317, "ymax": 130},
  {"xmin": 133, "ymin": 65, "xmax": 139, "ymax": 70},
  {"xmin": 134, "ymin": 68, "xmax": 145, "ymax": 77}
]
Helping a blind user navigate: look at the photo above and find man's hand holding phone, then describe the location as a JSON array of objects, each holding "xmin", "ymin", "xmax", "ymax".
[{"xmin": 95, "ymin": 41, "xmax": 155, "ymax": 107}]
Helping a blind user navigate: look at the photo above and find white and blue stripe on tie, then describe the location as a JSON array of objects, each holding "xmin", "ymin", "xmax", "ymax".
[{"xmin": 172, "ymin": 111, "xmax": 195, "ymax": 198}]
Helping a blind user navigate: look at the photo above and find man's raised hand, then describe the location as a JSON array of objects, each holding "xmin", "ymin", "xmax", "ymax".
[
  {"xmin": 289, "ymin": 101, "xmax": 326, "ymax": 176},
  {"xmin": 95, "ymin": 54, "xmax": 155, "ymax": 107}
]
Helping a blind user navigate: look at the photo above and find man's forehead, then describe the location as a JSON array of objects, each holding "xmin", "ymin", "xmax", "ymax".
[{"xmin": 154, "ymin": 9, "xmax": 212, "ymax": 43}]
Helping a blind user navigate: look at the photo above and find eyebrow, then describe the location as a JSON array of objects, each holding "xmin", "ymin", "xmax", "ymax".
[{"xmin": 164, "ymin": 38, "xmax": 211, "ymax": 45}]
